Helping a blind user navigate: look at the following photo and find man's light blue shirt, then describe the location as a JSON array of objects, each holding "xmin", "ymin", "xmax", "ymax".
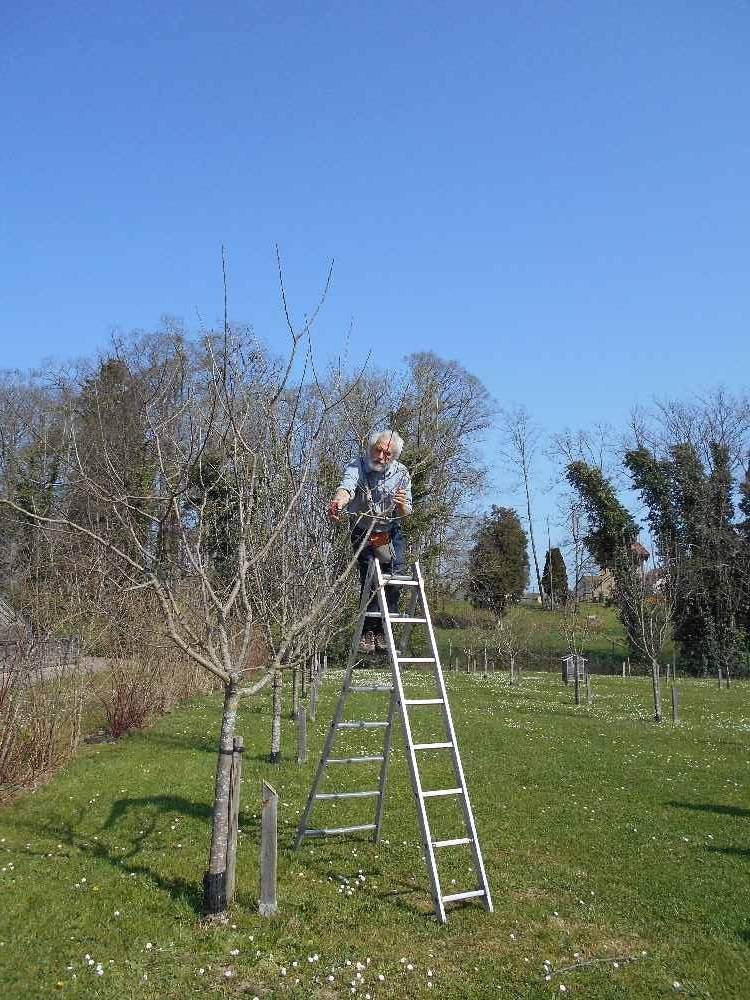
[{"xmin": 338, "ymin": 457, "xmax": 413, "ymax": 531}]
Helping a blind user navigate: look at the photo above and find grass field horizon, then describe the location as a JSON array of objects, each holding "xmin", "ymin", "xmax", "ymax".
[{"xmin": 1, "ymin": 668, "xmax": 748, "ymax": 998}]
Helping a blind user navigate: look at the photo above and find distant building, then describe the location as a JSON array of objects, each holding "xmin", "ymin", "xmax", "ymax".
[
  {"xmin": 575, "ymin": 541, "xmax": 650, "ymax": 602},
  {"xmin": 520, "ymin": 590, "xmax": 542, "ymax": 605}
]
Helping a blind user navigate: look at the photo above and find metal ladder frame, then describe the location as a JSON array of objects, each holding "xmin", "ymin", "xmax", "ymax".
[{"xmin": 294, "ymin": 559, "xmax": 493, "ymax": 923}]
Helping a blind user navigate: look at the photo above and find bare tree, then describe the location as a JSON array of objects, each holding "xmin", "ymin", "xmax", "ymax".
[
  {"xmin": 615, "ymin": 542, "xmax": 679, "ymax": 723},
  {"xmin": 500, "ymin": 405, "xmax": 544, "ymax": 601},
  {"xmin": 0, "ymin": 260, "xmax": 366, "ymax": 915}
]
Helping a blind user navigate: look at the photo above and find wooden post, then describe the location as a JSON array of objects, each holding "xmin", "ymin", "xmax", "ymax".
[
  {"xmin": 323, "ymin": 652, "xmax": 328, "ymax": 675},
  {"xmin": 297, "ymin": 708, "xmax": 308, "ymax": 763},
  {"xmin": 225, "ymin": 735, "xmax": 244, "ymax": 906},
  {"xmin": 258, "ymin": 781, "xmax": 278, "ymax": 917},
  {"xmin": 574, "ymin": 666, "xmax": 581, "ymax": 705},
  {"xmin": 509, "ymin": 655, "xmax": 515, "ymax": 686},
  {"xmin": 483, "ymin": 645, "xmax": 488, "ymax": 674},
  {"xmin": 718, "ymin": 668, "xmax": 723, "ymax": 689},
  {"xmin": 586, "ymin": 670, "xmax": 593, "ymax": 705},
  {"xmin": 622, "ymin": 660, "xmax": 626, "ymax": 678},
  {"xmin": 671, "ymin": 684, "xmax": 679, "ymax": 724}
]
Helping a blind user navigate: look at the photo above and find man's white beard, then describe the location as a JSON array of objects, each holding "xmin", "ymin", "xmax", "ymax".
[{"xmin": 367, "ymin": 456, "xmax": 386, "ymax": 472}]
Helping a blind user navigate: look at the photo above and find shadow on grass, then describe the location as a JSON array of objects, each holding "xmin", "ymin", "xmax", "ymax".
[
  {"xmin": 668, "ymin": 801, "xmax": 750, "ymax": 819},
  {"xmin": 290, "ymin": 839, "xmax": 434, "ymax": 916},
  {"xmin": 706, "ymin": 846, "xmax": 750, "ymax": 861},
  {"xmin": 6, "ymin": 794, "xmax": 228, "ymax": 915}
]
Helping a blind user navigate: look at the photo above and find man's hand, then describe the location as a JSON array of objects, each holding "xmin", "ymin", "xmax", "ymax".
[
  {"xmin": 329, "ymin": 490, "xmax": 349, "ymax": 523},
  {"xmin": 394, "ymin": 488, "xmax": 408, "ymax": 512}
]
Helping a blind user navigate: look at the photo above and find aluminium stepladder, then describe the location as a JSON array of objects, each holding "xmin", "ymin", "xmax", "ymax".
[{"xmin": 293, "ymin": 559, "xmax": 493, "ymax": 923}]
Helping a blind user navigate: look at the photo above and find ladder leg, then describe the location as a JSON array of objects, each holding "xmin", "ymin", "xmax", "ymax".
[
  {"xmin": 414, "ymin": 562, "xmax": 494, "ymax": 915},
  {"xmin": 293, "ymin": 561, "xmax": 378, "ymax": 850},
  {"xmin": 373, "ymin": 689, "xmax": 397, "ymax": 842},
  {"xmin": 375, "ymin": 561, "xmax": 446, "ymax": 922},
  {"xmin": 293, "ymin": 658, "xmax": 355, "ymax": 849}
]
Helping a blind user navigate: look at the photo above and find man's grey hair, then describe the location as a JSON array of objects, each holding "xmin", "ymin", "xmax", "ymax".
[{"xmin": 368, "ymin": 428, "xmax": 404, "ymax": 460}]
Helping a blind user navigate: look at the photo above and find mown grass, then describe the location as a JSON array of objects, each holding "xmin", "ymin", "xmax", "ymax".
[{"xmin": 1, "ymin": 670, "xmax": 748, "ymax": 999}]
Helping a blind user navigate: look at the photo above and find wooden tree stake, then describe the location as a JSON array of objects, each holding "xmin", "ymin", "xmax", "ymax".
[
  {"xmin": 297, "ymin": 708, "xmax": 308, "ymax": 764},
  {"xmin": 258, "ymin": 780, "xmax": 278, "ymax": 916},
  {"xmin": 225, "ymin": 735, "xmax": 244, "ymax": 906}
]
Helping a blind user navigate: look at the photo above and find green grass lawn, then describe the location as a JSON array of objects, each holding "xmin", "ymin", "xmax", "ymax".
[{"xmin": 1, "ymin": 670, "xmax": 748, "ymax": 999}]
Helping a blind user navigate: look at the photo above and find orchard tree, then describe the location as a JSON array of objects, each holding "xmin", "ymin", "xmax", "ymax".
[{"xmin": 0, "ymin": 258, "xmax": 363, "ymax": 916}]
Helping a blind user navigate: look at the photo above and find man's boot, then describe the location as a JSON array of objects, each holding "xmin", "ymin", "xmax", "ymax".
[{"xmin": 358, "ymin": 630, "xmax": 375, "ymax": 653}]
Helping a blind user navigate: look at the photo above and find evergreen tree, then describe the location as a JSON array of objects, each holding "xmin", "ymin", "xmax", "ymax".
[
  {"xmin": 467, "ymin": 506, "xmax": 529, "ymax": 615},
  {"xmin": 541, "ymin": 547, "xmax": 568, "ymax": 606}
]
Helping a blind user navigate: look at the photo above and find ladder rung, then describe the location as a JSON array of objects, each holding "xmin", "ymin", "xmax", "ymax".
[
  {"xmin": 404, "ymin": 698, "xmax": 444, "ymax": 706},
  {"xmin": 327, "ymin": 755, "xmax": 384, "ymax": 765},
  {"xmin": 433, "ymin": 837, "xmax": 472, "ymax": 848},
  {"xmin": 316, "ymin": 790, "xmax": 380, "ymax": 800},
  {"xmin": 365, "ymin": 612, "xmax": 426, "ymax": 623},
  {"xmin": 348, "ymin": 684, "xmax": 394, "ymax": 693},
  {"xmin": 303, "ymin": 823, "xmax": 376, "ymax": 837},
  {"xmin": 397, "ymin": 657, "xmax": 435, "ymax": 664},
  {"xmin": 422, "ymin": 788, "xmax": 463, "ymax": 798},
  {"xmin": 413, "ymin": 742, "xmax": 453, "ymax": 750},
  {"xmin": 442, "ymin": 889, "xmax": 486, "ymax": 904},
  {"xmin": 381, "ymin": 577, "xmax": 419, "ymax": 586},
  {"xmin": 336, "ymin": 720, "xmax": 390, "ymax": 729}
]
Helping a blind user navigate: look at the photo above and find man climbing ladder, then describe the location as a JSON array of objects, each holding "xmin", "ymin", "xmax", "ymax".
[
  {"xmin": 328, "ymin": 429, "xmax": 412, "ymax": 653},
  {"xmin": 294, "ymin": 556, "xmax": 493, "ymax": 924}
]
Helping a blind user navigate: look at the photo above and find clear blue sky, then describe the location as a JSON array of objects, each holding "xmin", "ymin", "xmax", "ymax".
[{"xmin": 2, "ymin": 2, "xmax": 749, "ymax": 549}]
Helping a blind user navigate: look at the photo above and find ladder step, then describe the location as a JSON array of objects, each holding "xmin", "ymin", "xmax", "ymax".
[
  {"xmin": 381, "ymin": 577, "xmax": 419, "ymax": 586},
  {"xmin": 413, "ymin": 742, "xmax": 453, "ymax": 750},
  {"xmin": 316, "ymin": 790, "xmax": 380, "ymax": 800},
  {"xmin": 404, "ymin": 698, "xmax": 444, "ymax": 706},
  {"xmin": 348, "ymin": 684, "xmax": 394, "ymax": 693},
  {"xmin": 442, "ymin": 889, "xmax": 486, "ymax": 904},
  {"xmin": 363, "ymin": 613, "xmax": 426, "ymax": 623},
  {"xmin": 336, "ymin": 720, "xmax": 390, "ymax": 729},
  {"xmin": 303, "ymin": 823, "xmax": 376, "ymax": 838},
  {"xmin": 422, "ymin": 788, "xmax": 463, "ymax": 798},
  {"xmin": 397, "ymin": 657, "xmax": 435, "ymax": 664},
  {"xmin": 327, "ymin": 755, "xmax": 385, "ymax": 765},
  {"xmin": 433, "ymin": 837, "xmax": 473, "ymax": 848}
]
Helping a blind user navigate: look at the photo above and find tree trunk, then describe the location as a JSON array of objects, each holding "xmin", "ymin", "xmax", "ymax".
[
  {"xmin": 204, "ymin": 677, "xmax": 240, "ymax": 915},
  {"xmin": 291, "ymin": 664, "xmax": 299, "ymax": 719},
  {"xmin": 269, "ymin": 668, "xmax": 282, "ymax": 764},
  {"xmin": 651, "ymin": 658, "xmax": 663, "ymax": 723},
  {"xmin": 523, "ymin": 465, "xmax": 543, "ymax": 600}
]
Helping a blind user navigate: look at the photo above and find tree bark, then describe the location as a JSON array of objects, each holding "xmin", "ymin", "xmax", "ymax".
[
  {"xmin": 269, "ymin": 668, "xmax": 282, "ymax": 764},
  {"xmin": 204, "ymin": 677, "xmax": 240, "ymax": 915},
  {"xmin": 651, "ymin": 658, "xmax": 663, "ymax": 723}
]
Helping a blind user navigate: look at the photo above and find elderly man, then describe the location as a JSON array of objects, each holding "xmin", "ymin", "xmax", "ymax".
[{"xmin": 329, "ymin": 430, "xmax": 412, "ymax": 652}]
